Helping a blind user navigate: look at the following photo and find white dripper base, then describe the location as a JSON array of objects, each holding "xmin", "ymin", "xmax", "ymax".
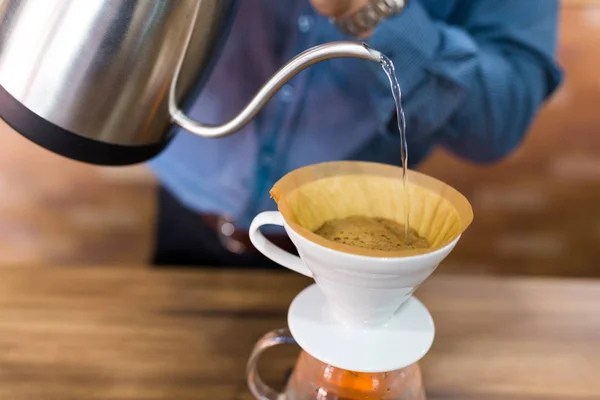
[{"xmin": 288, "ymin": 284, "xmax": 435, "ymax": 373}]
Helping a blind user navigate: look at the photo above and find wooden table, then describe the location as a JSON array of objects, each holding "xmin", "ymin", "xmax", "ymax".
[{"xmin": 0, "ymin": 266, "xmax": 598, "ymax": 400}]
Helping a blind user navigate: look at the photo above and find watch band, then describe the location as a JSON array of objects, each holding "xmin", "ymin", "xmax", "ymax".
[{"xmin": 335, "ymin": 0, "xmax": 406, "ymax": 37}]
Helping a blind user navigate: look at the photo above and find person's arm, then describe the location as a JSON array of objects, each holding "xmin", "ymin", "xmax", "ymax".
[{"xmin": 314, "ymin": 0, "xmax": 563, "ymax": 163}]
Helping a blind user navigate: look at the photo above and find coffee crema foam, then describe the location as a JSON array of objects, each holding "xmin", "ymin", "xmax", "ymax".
[{"xmin": 314, "ymin": 216, "xmax": 430, "ymax": 251}]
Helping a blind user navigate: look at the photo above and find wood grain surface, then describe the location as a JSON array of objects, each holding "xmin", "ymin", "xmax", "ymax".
[{"xmin": 0, "ymin": 266, "xmax": 598, "ymax": 400}]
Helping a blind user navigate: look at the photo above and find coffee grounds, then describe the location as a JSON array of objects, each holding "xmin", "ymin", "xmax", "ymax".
[{"xmin": 314, "ymin": 216, "xmax": 429, "ymax": 251}]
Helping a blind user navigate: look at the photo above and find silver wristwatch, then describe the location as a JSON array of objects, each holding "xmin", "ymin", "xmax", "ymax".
[{"xmin": 335, "ymin": 0, "xmax": 406, "ymax": 37}]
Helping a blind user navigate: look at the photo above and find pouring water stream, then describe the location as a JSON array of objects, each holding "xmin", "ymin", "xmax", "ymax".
[{"xmin": 379, "ymin": 54, "xmax": 410, "ymax": 241}]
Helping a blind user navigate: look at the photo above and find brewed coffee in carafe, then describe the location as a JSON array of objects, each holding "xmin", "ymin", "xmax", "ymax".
[
  {"xmin": 284, "ymin": 349, "xmax": 425, "ymax": 400},
  {"xmin": 247, "ymin": 329, "xmax": 425, "ymax": 400}
]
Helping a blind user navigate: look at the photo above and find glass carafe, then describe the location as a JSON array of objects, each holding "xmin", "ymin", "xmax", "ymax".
[{"xmin": 247, "ymin": 329, "xmax": 426, "ymax": 400}]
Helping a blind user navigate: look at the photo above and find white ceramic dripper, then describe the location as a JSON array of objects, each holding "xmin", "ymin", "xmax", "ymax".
[
  {"xmin": 252, "ymin": 210, "xmax": 461, "ymax": 328},
  {"xmin": 249, "ymin": 161, "xmax": 473, "ymax": 372}
]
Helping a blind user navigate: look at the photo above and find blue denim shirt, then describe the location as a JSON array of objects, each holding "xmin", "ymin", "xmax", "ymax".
[{"xmin": 149, "ymin": 0, "xmax": 562, "ymax": 228}]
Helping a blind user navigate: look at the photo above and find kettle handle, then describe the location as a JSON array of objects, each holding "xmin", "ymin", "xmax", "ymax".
[
  {"xmin": 168, "ymin": 41, "xmax": 382, "ymax": 138},
  {"xmin": 246, "ymin": 328, "xmax": 296, "ymax": 400}
]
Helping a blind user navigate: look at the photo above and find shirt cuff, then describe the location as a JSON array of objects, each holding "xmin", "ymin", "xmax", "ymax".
[
  {"xmin": 364, "ymin": 0, "xmax": 441, "ymax": 130},
  {"xmin": 368, "ymin": 0, "xmax": 440, "ymax": 63}
]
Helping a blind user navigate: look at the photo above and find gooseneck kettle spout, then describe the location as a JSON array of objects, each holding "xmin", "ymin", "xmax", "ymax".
[
  {"xmin": 0, "ymin": 0, "xmax": 384, "ymax": 166},
  {"xmin": 170, "ymin": 42, "xmax": 383, "ymax": 138}
]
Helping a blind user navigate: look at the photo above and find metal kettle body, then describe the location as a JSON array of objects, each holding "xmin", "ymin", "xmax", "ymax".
[{"xmin": 0, "ymin": 0, "xmax": 381, "ymax": 165}]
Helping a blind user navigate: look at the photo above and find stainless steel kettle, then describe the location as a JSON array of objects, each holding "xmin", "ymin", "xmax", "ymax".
[{"xmin": 0, "ymin": 0, "xmax": 382, "ymax": 165}]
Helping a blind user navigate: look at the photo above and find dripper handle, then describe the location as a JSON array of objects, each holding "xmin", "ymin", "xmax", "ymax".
[{"xmin": 249, "ymin": 212, "xmax": 313, "ymax": 277}]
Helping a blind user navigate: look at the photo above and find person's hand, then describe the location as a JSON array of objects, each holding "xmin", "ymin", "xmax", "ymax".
[
  {"xmin": 309, "ymin": 0, "xmax": 368, "ymax": 18},
  {"xmin": 309, "ymin": 0, "xmax": 374, "ymax": 38}
]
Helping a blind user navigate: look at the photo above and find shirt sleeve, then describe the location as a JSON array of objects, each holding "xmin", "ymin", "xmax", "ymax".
[{"xmin": 365, "ymin": 0, "xmax": 563, "ymax": 163}]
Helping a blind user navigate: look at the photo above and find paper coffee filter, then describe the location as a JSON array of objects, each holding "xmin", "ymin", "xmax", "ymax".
[{"xmin": 271, "ymin": 161, "xmax": 473, "ymax": 257}]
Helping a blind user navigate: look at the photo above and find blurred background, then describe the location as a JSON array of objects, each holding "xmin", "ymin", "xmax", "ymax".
[{"xmin": 0, "ymin": 0, "xmax": 597, "ymax": 277}]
